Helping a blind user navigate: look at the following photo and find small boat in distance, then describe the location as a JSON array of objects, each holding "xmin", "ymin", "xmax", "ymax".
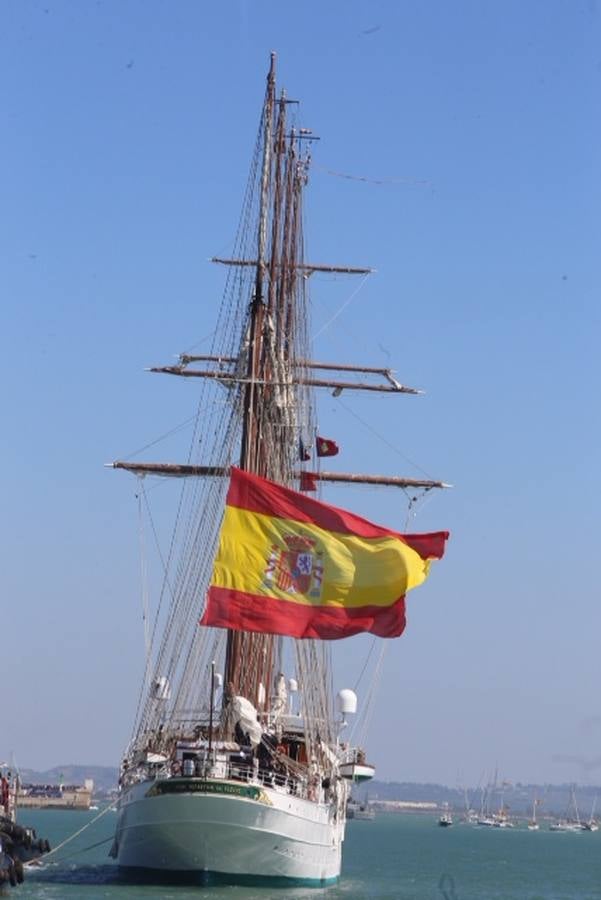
[
  {"xmin": 492, "ymin": 808, "xmax": 514, "ymax": 828},
  {"xmin": 476, "ymin": 776, "xmax": 498, "ymax": 826},
  {"xmin": 477, "ymin": 804, "xmax": 513, "ymax": 828},
  {"xmin": 347, "ymin": 792, "xmax": 375, "ymax": 821},
  {"xmin": 460, "ymin": 785, "xmax": 478, "ymax": 823},
  {"xmin": 438, "ymin": 803, "xmax": 453, "ymax": 827},
  {"xmin": 527, "ymin": 797, "xmax": 540, "ymax": 831},
  {"xmin": 582, "ymin": 796, "xmax": 599, "ymax": 831},
  {"xmin": 477, "ymin": 778, "xmax": 513, "ymax": 827},
  {"xmin": 549, "ymin": 820, "xmax": 582, "ymax": 833},
  {"xmin": 354, "ymin": 802, "xmax": 376, "ymax": 822},
  {"xmin": 492, "ymin": 781, "xmax": 514, "ymax": 828},
  {"xmin": 549, "ymin": 785, "xmax": 584, "ymax": 832}
]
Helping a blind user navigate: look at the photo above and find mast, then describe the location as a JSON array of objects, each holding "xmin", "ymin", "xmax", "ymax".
[
  {"xmin": 239, "ymin": 51, "xmax": 276, "ymax": 476},
  {"xmin": 571, "ymin": 785, "xmax": 581, "ymax": 826},
  {"xmin": 225, "ymin": 52, "xmax": 277, "ymax": 706}
]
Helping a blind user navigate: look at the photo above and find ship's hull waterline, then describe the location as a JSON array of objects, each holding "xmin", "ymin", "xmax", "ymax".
[{"xmin": 113, "ymin": 778, "xmax": 344, "ymax": 885}]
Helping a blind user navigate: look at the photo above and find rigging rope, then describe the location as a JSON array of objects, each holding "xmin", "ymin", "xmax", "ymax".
[
  {"xmin": 314, "ymin": 163, "xmax": 431, "ymax": 188},
  {"xmin": 402, "ymin": 485, "xmax": 440, "ymax": 529},
  {"xmin": 353, "ymin": 636, "xmax": 377, "ymax": 693},
  {"xmin": 311, "ymin": 273, "xmax": 370, "ymax": 341},
  {"xmin": 121, "ymin": 414, "xmax": 197, "ymax": 462},
  {"xmin": 131, "ymin": 107, "xmax": 265, "ymax": 739},
  {"xmin": 335, "ymin": 395, "xmax": 439, "ymax": 482},
  {"xmin": 349, "ymin": 641, "xmax": 388, "ymax": 749},
  {"xmin": 137, "ymin": 483, "xmax": 151, "ymax": 679}
]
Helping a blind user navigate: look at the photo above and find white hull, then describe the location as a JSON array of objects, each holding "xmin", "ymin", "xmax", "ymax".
[
  {"xmin": 113, "ymin": 777, "xmax": 344, "ymax": 884},
  {"xmin": 339, "ymin": 762, "xmax": 375, "ymax": 782}
]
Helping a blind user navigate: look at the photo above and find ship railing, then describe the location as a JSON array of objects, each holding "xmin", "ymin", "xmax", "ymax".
[
  {"xmin": 341, "ymin": 747, "xmax": 368, "ymax": 766},
  {"xmin": 122, "ymin": 759, "xmax": 325, "ymax": 803},
  {"xmin": 193, "ymin": 759, "xmax": 316, "ymax": 802}
]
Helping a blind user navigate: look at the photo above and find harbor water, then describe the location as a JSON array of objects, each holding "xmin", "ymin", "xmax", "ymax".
[{"xmin": 14, "ymin": 809, "xmax": 601, "ymax": 899}]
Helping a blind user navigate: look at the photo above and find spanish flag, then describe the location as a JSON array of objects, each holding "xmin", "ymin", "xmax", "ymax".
[{"xmin": 201, "ymin": 467, "xmax": 449, "ymax": 640}]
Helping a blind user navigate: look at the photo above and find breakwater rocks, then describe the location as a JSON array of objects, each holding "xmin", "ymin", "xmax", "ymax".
[{"xmin": 0, "ymin": 816, "xmax": 50, "ymax": 888}]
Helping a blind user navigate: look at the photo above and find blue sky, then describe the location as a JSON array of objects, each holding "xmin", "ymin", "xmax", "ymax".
[{"xmin": 2, "ymin": 0, "xmax": 600, "ymax": 786}]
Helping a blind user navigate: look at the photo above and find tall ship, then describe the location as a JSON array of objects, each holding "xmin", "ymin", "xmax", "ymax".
[{"xmin": 108, "ymin": 55, "xmax": 449, "ymax": 885}]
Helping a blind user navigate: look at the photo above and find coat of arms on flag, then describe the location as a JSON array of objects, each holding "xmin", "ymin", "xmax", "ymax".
[{"xmin": 264, "ymin": 534, "xmax": 324, "ymax": 598}]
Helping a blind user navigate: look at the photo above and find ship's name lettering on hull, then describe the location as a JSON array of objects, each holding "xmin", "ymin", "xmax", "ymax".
[{"xmin": 145, "ymin": 780, "xmax": 270, "ymax": 803}]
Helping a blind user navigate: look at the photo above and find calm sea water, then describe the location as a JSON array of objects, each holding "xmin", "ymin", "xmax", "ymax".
[{"xmin": 12, "ymin": 809, "xmax": 601, "ymax": 900}]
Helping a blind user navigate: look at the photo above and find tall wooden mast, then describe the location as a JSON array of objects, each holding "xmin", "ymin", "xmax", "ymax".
[
  {"xmin": 225, "ymin": 53, "xmax": 278, "ymax": 707},
  {"xmin": 239, "ymin": 52, "xmax": 275, "ymax": 476}
]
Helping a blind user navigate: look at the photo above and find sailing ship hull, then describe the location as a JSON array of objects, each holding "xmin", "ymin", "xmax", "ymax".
[{"xmin": 113, "ymin": 778, "xmax": 344, "ymax": 885}]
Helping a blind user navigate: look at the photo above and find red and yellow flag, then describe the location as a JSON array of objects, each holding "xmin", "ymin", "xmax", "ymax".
[{"xmin": 201, "ymin": 467, "xmax": 449, "ymax": 640}]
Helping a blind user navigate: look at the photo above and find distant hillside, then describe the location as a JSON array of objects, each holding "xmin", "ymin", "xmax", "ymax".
[
  {"xmin": 17, "ymin": 765, "xmax": 118, "ymax": 793},
  {"xmin": 352, "ymin": 780, "xmax": 601, "ymax": 817}
]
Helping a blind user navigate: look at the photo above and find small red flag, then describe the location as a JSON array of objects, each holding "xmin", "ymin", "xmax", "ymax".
[
  {"xmin": 300, "ymin": 471, "xmax": 318, "ymax": 492},
  {"xmin": 316, "ymin": 436, "xmax": 339, "ymax": 457}
]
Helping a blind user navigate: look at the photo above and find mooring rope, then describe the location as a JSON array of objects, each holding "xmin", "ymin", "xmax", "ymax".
[{"xmin": 23, "ymin": 802, "xmax": 116, "ymax": 868}]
